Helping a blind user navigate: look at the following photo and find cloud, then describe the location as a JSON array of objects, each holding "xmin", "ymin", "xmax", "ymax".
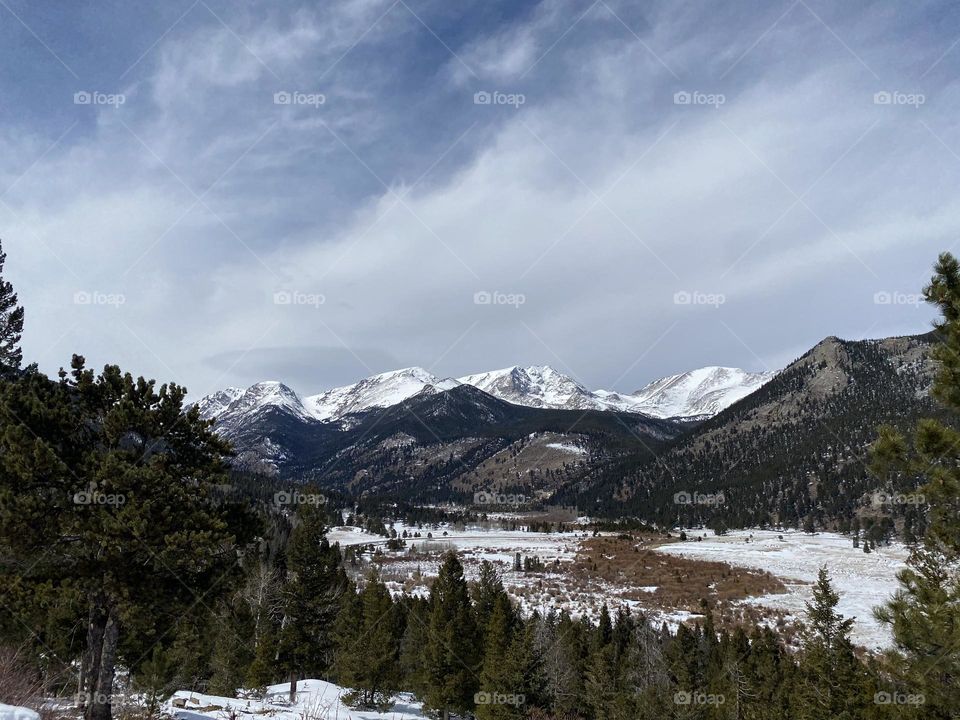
[{"xmin": 1, "ymin": 0, "xmax": 953, "ymax": 399}]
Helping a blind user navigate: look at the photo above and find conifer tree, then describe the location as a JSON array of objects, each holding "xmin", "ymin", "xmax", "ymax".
[
  {"xmin": 476, "ymin": 593, "xmax": 518, "ymax": 720},
  {"xmin": 0, "ymin": 357, "xmax": 254, "ymax": 720},
  {"xmin": 0, "ymin": 239, "xmax": 23, "ymax": 376},
  {"xmin": 871, "ymin": 252, "xmax": 960, "ymax": 717},
  {"xmin": 278, "ymin": 502, "xmax": 348, "ymax": 701},
  {"xmin": 423, "ymin": 552, "xmax": 479, "ymax": 720},
  {"xmin": 334, "ymin": 569, "xmax": 401, "ymax": 709},
  {"xmin": 795, "ymin": 567, "xmax": 863, "ymax": 719}
]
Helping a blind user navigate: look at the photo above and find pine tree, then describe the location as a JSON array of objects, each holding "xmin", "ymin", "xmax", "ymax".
[
  {"xmin": 334, "ymin": 569, "xmax": 402, "ymax": 709},
  {"xmin": 0, "ymin": 358, "xmax": 256, "ymax": 720},
  {"xmin": 871, "ymin": 252, "xmax": 960, "ymax": 717},
  {"xmin": 423, "ymin": 552, "xmax": 479, "ymax": 720},
  {"xmin": 0, "ymin": 239, "xmax": 23, "ymax": 376},
  {"xmin": 472, "ymin": 560, "xmax": 504, "ymax": 637},
  {"xmin": 795, "ymin": 567, "xmax": 863, "ymax": 719},
  {"xmin": 398, "ymin": 596, "xmax": 430, "ymax": 697},
  {"xmin": 278, "ymin": 502, "xmax": 348, "ymax": 701},
  {"xmin": 476, "ymin": 593, "xmax": 517, "ymax": 720}
]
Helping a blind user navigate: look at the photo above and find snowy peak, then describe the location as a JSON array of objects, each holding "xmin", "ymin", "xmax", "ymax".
[
  {"xmin": 195, "ymin": 364, "xmax": 774, "ymax": 428},
  {"xmin": 626, "ymin": 366, "xmax": 775, "ymax": 419},
  {"xmin": 197, "ymin": 381, "xmax": 314, "ymax": 430},
  {"xmin": 458, "ymin": 365, "xmax": 600, "ymax": 411},
  {"xmin": 303, "ymin": 367, "xmax": 460, "ymax": 421},
  {"xmin": 194, "ymin": 387, "xmax": 245, "ymax": 420}
]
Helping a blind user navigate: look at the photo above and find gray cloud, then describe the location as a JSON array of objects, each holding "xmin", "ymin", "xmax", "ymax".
[{"xmin": 1, "ymin": 0, "xmax": 952, "ymax": 398}]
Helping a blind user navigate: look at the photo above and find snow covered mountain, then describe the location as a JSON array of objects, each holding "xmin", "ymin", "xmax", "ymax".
[
  {"xmin": 303, "ymin": 367, "xmax": 459, "ymax": 420},
  {"xmin": 458, "ymin": 366, "xmax": 602, "ymax": 411},
  {"xmin": 196, "ymin": 368, "xmax": 459, "ymax": 426},
  {"xmin": 624, "ymin": 366, "xmax": 776, "ymax": 419},
  {"xmin": 195, "ymin": 365, "xmax": 773, "ymax": 427},
  {"xmin": 457, "ymin": 365, "xmax": 773, "ymax": 419}
]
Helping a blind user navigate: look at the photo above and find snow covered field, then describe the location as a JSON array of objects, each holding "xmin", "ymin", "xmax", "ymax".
[
  {"xmin": 656, "ymin": 529, "xmax": 908, "ymax": 648},
  {"xmin": 166, "ymin": 680, "xmax": 425, "ymax": 720},
  {"xmin": 327, "ymin": 523, "xmax": 908, "ymax": 648}
]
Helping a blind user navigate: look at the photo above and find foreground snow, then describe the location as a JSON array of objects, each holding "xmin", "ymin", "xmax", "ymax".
[
  {"xmin": 166, "ymin": 680, "xmax": 425, "ymax": 720},
  {"xmin": 657, "ymin": 529, "xmax": 908, "ymax": 649},
  {"xmin": 0, "ymin": 705, "xmax": 39, "ymax": 720}
]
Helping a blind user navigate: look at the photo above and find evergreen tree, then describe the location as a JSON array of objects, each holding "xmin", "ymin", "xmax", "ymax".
[
  {"xmin": 472, "ymin": 560, "xmax": 504, "ymax": 637},
  {"xmin": 398, "ymin": 596, "xmax": 431, "ymax": 697},
  {"xmin": 278, "ymin": 502, "xmax": 348, "ymax": 701},
  {"xmin": 423, "ymin": 552, "xmax": 479, "ymax": 720},
  {"xmin": 0, "ymin": 358, "xmax": 254, "ymax": 720},
  {"xmin": 0, "ymin": 239, "xmax": 23, "ymax": 376},
  {"xmin": 476, "ymin": 593, "xmax": 519, "ymax": 720},
  {"xmin": 871, "ymin": 252, "xmax": 960, "ymax": 717},
  {"xmin": 795, "ymin": 567, "xmax": 863, "ymax": 719},
  {"xmin": 334, "ymin": 569, "xmax": 401, "ymax": 709}
]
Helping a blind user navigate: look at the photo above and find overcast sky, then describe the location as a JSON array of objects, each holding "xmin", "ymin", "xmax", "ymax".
[{"xmin": 1, "ymin": 0, "xmax": 955, "ymax": 398}]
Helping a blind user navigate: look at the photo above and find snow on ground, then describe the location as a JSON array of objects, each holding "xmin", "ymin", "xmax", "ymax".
[
  {"xmin": 0, "ymin": 705, "xmax": 39, "ymax": 720},
  {"xmin": 656, "ymin": 529, "xmax": 908, "ymax": 649},
  {"xmin": 544, "ymin": 442, "xmax": 587, "ymax": 455},
  {"xmin": 166, "ymin": 680, "xmax": 425, "ymax": 720}
]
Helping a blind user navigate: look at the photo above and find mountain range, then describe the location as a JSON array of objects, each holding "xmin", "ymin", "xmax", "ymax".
[
  {"xmin": 196, "ymin": 364, "xmax": 774, "ymax": 429},
  {"xmin": 198, "ymin": 331, "xmax": 941, "ymax": 529}
]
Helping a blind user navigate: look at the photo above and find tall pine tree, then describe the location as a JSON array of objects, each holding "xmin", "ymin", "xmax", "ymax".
[
  {"xmin": 0, "ymin": 239, "xmax": 23, "ymax": 376},
  {"xmin": 872, "ymin": 251, "xmax": 960, "ymax": 717}
]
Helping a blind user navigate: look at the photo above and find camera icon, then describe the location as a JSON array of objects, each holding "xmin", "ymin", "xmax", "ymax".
[
  {"xmin": 74, "ymin": 91, "xmax": 92, "ymax": 105},
  {"xmin": 873, "ymin": 91, "xmax": 892, "ymax": 105},
  {"xmin": 674, "ymin": 691, "xmax": 692, "ymax": 705},
  {"xmin": 673, "ymin": 491, "xmax": 692, "ymax": 505},
  {"xmin": 474, "ymin": 91, "xmax": 492, "ymax": 105},
  {"xmin": 274, "ymin": 91, "xmax": 292, "ymax": 105},
  {"xmin": 673, "ymin": 290, "xmax": 691, "ymax": 305},
  {"xmin": 73, "ymin": 291, "xmax": 92, "ymax": 305},
  {"xmin": 474, "ymin": 692, "xmax": 491, "ymax": 705},
  {"xmin": 274, "ymin": 491, "xmax": 292, "ymax": 505},
  {"xmin": 273, "ymin": 291, "xmax": 292, "ymax": 305},
  {"xmin": 474, "ymin": 290, "xmax": 492, "ymax": 305},
  {"xmin": 873, "ymin": 291, "xmax": 891, "ymax": 305},
  {"xmin": 673, "ymin": 91, "xmax": 691, "ymax": 105}
]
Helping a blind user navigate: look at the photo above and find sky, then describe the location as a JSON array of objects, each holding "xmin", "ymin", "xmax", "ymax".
[{"xmin": 0, "ymin": 0, "xmax": 956, "ymax": 399}]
